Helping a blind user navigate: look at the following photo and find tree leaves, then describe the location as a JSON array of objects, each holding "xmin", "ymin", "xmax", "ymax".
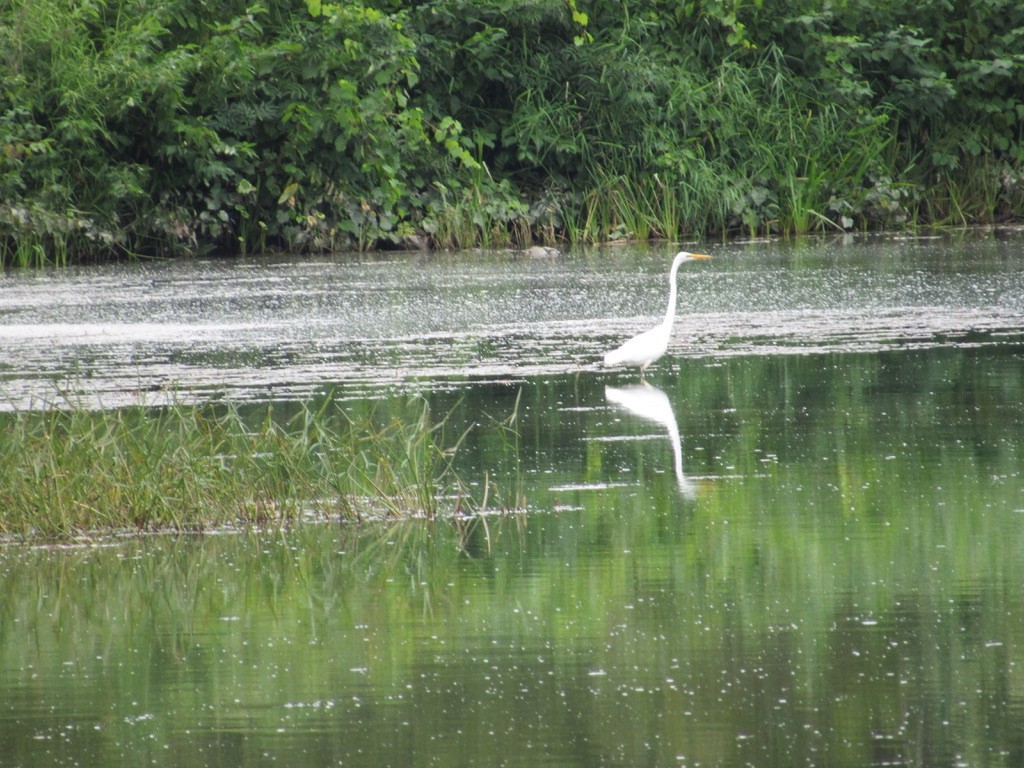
[{"xmin": 1, "ymin": 0, "xmax": 1021, "ymax": 262}]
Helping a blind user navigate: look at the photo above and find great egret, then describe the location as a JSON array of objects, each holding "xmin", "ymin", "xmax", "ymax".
[{"xmin": 603, "ymin": 251, "xmax": 710, "ymax": 371}]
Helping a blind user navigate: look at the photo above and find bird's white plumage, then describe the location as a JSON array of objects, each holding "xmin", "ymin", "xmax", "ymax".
[
  {"xmin": 602, "ymin": 321, "xmax": 672, "ymax": 369},
  {"xmin": 603, "ymin": 251, "xmax": 710, "ymax": 371}
]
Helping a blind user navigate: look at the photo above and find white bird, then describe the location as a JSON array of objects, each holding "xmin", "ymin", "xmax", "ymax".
[{"xmin": 603, "ymin": 251, "xmax": 710, "ymax": 372}]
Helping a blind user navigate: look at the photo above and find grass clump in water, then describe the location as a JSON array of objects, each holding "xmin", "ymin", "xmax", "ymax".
[{"xmin": 0, "ymin": 397, "xmax": 511, "ymax": 540}]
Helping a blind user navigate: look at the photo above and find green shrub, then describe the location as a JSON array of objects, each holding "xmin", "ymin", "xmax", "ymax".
[{"xmin": 1, "ymin": 0, "xmax": 1021, "ymax": 264}]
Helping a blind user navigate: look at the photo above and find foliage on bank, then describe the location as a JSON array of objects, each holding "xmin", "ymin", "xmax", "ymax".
[{"xmin": 1, "ymin": 0, "xmax": 1022, "ymax": 264}]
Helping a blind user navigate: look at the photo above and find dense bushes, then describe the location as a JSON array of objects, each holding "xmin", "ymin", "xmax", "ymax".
[{"xmin": 1, "ymin": 0, "xmax": 1021, "ymax": 263}]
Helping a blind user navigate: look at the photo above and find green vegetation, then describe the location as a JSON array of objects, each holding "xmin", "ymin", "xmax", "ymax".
[
  {"xmin": 2, "ymin": 0, "xmax": 1022, "ymax": 264},
  {"xmin": 0, "ymin": 396, "xmax": 517, "ymax": 539}
]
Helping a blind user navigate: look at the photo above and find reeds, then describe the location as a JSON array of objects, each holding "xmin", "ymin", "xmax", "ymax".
[
  {"xmin": 425, "ymin": 179, "xmax": 532, "ymax": 250},
  {"xmin": 0, "ymin": 396, "xmax": 517, "ymax": 539}
]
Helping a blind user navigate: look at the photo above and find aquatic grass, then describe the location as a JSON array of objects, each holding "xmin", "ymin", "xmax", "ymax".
[
  {"xmin": 916, "ymin": 154, "xmax": 1023, "ymax": 228},
  {"xmin": 569, "ymin": 172, "xmax": 683, "ymax": 245},
  {"xmin": 0, "ymin": 211, "xmax": 74, "ymax": 269},
  {"xmin": 0, "ymin": 396, "xmax": 518, "ymax": 540},
  {"xmin": 338, "ymin": 399, "xmax": 471, "ymax": 520},
  {"xmin": 1, "ymin": 235, "xmax": 49, "ymax": 270},
  {"xmin": 424, "ymin": 179, "xmax": 533, "ymax": 250},
  {"xmin": 780, "ymin": 162, "xmax": 847, "ymax": 236}
]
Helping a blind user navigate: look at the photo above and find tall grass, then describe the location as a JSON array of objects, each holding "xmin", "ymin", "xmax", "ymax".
[
  {"xmin": 917, "ymin": 154, "xmax": 1024, "ymax": 227},
  {"xmin": 548, "ymin": 46, "xmax": 896, "ymax": 243},
  {"xmin": 0, "ymin": 396, "xmax": 519, "ymax": 539},
  {"xmin": 424, "ymin": 179, "xmax": 532, "ymax": 251}
]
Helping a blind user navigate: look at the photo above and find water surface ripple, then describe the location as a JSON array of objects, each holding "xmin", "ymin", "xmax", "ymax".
[{"xmin": 1, "ymin": 235, "xmax": 1021, "ymax": 408}]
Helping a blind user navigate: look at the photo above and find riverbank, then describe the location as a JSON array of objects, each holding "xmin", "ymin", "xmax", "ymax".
[{"xmin": 2, "ymin": 1, "xmax": 1022, "ymax": 266}]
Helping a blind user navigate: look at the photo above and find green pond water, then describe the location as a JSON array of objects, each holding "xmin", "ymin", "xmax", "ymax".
[{"xmin": 1, "ymin": 234, "xmax": 1023, "ymax": 766}]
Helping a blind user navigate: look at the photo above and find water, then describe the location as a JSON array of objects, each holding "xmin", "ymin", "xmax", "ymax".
[
  {"xmin": 1, "ymin": 232, "xmax": 1024, "ymax": 767},
  {"xmin": 1, "ymin": 234, "xmax": 1021, "ymax": 408}
]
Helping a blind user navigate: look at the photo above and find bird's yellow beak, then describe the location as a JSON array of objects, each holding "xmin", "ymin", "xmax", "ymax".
[{"xmin": 690, "ymin": 253, "xmax": 711, "ymax": 259}]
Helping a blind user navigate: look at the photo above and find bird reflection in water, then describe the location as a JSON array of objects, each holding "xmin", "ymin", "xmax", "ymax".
[{"xmin": 605, "ymin": 383, "xmax": 696, "ymax": 497}]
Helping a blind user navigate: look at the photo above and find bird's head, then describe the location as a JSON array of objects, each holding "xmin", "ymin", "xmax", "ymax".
[{"xmin": 676, "ymin": 251, "xmax": 711, "ymax": 261}]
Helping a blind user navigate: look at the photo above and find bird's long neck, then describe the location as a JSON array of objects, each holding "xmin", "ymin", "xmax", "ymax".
[{"xmin": 663, "ymin": 257, "xmax": 684, "ymax": 325}]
